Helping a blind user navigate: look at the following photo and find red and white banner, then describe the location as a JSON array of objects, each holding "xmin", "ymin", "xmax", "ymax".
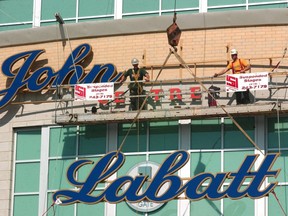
[
  {"xmin": 74, "ymin": 83, "xmax": 114, "ymax": 101},
  {"xmin": 226, "ymin": 72, "xmax": 269, "ymax": 92}
]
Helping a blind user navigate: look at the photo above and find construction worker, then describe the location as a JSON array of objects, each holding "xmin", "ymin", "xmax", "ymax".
[
  {"xmin": 120, "ymin": 58, "xmax": 150, "ymax": 110},
  {"xmin": 214, "ymin": 49, "xmax": 251, "ymax": 105}
]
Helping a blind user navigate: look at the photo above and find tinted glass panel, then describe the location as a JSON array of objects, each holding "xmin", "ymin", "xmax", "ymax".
[
  {"xmin": 268, "ymin": 117, "xmax": 288, "ymax": 149},
  {"xmin": 79, "ymin": 0, "xmax": 114, "ymax": 17},
  {"xmin": 41, "ymin": 0, "xmax": 76, "ymax": 20},
  {"xmin": 13, "ymin": 195, "xmax": 38, "ymax": 216},
  {"xmin": 16, "ymin": 129, "xmax": 41, "ymax": 160},
  {"xmin": 224, "ymin": 117, "xmax": 255, "ymax": 149},
  {"xmin": 118, "ymin": 123, "xmax": 147, "ymax": 152},
  {"xmin": 14, "ymin": 163, "xmax": 40, "ymax": 193},
  {"xmin": 123, "ymin": 0, "xmax": 159, "ymax": 13},
  {"xmin": 208, "ymin": 0, "xmax": 246, "ymax": 6},
  {"xmin": 49, "ymin": 126, "xmax": 77, "ymax": 157},
  {"xmin": 149, "ymin": 121, "xmax": 178, "ymax": 151},
  {"xmin": 79, "ymin": 125, "xmax": 106, "ymax": 155},
  {"xmin": 0, "ymin": 0, "xmax": 33, "ymax": 24},
  {"xmin": 191, "ymin": 119, "xmax": 221, "ymax": 149}
]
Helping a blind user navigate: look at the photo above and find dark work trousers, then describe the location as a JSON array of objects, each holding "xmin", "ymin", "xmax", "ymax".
[
  {"xmin": 235, "ymin": 89, "xmax": 250, "ymax": 105},
  {"xmin": 130, "ymin": 90, "xmax": 146, "ymax": 110}
]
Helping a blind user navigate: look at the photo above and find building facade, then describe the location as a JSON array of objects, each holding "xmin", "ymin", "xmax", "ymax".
[{"xmin": 1, "ymin": 2, "xmax": 288, "ymax": 216}]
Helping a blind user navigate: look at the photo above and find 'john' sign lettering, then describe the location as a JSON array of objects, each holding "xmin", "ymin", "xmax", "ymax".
[
  {"xmin": 0, "ymin": 44, "xmax": 122, "ymax": 109},
  {"xmin": 53, "ymin": 150, "xmax": 280, "ymax": 205}
]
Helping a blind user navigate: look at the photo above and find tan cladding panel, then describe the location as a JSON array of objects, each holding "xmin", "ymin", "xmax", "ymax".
[{"xmin": 1, "ymin": 25, "xmax": 288, "ymax": 90}]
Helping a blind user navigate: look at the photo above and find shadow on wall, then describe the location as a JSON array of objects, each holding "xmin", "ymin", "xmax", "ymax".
[{"xmin": 0, "ymin": 104, "xmax": 21, "ymax": 127}]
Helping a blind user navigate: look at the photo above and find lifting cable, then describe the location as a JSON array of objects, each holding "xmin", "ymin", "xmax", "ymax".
[
  {"xmin": 171, "ymin": 48, "xmax": 265, "ymax": 155},
  {"xmin": 43, "ymin": 18, "xmax": 83, "ymax": 216},
  {"xmin": 117, "ymin": 50, "xmax": 173, "ymax": 154},
  {"xmin": 272, "ymin": 190, "xmax": 287, "ymax": 216},
  {"xmin": 269, "ymin": 33, "xmax": 288, "ymax": 216}
]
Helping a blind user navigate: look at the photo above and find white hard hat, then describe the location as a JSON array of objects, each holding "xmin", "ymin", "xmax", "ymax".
[
  {"xmin": 131, "ymin": 58, "xmax": 139, "ymax": 65},
  {"xmin": 230, "ymin": 49, "xmax": 238, "ymax": 55}
]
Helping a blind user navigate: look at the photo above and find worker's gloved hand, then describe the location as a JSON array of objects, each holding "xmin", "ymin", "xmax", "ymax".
[{"xmin": 213, "ymin": 73, "xmax": 219, "ymax": 77}]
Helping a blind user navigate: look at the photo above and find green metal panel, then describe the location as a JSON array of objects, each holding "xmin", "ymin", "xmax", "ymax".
[
  {"xmin": 123, "ymin": 0, "xmax": 159, "ymax": 13},
  {"xmin": 191, "ymin": 152, "xmax": 221, "ymax": 175},
  {"xmin": 49, "ymin": 126, "xmax": 77, "ymax": 157},
  {"xmin": 78, "ymin": 0, "xmax": 114, "ymax": 17},
  {"xmin": 224, "ymin": 117, "xmax": 255, "ymax": 149},
  {"xmin": 208, "ymin": 0, "xmax": 246, "ymax": 7},
  {"xmin": 249, "ymin": 3, "xmax": 287, "ymax": 9},
  {"xmin": 208, "ymin": 6, "xmax": 246, "ymax": 12},
  {"xmin": 0, "ymin": 0, "xmax": 33, "ymax": 24},
  {"xmin": 78, "ymin": 17, "xmax": 114, "ymax": 22},
  {"xmin": 249, "ymin": 0, "xmax": 286, "ymax": 2},
  {"xmin": 122, "ymin": 13, "xmax": 159, "ymax": 19},
  {"xmin": 16, "ymin": 129, "xmax": 41, "ymax": 160},
  {"xmin": 13, "ymin": 195, "xmax": 39, "ymax": 216},
  {"xmin": 14, "ymin": 163, "xmax": 40, "ymax": 193},
  {"xmin": 79, "ymin": 125, "xmax": 106, "ymax": 155},
  {"xmin": 48, "ymin": 159, "xmax": 76, "ymax": 190},
  {"xmin": 268, "ymin": 117, "xmax": 288, "ymax": 149},
  {"xmin": 162, "ymin": 0, "xmax": 199, "ymax": 10},
  {"xmin": 149, "ymin": 121, "xmax": 178, "ymax": 151},
  {"xmin": 191, "ymin": 119, "xmax": 221, "ymax": 149},
  {"xmin": 0, "ymin": 24, "xmax": 32, "ymax": 32},
  {"xmin": 41, "ymin": 0, "xmax": 77, "ymax": 20},
  {"xmin": 118, "ymin": 123, "xmax": 147, "ymax": 152}
]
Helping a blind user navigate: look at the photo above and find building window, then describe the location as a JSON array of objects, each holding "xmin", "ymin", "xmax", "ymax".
[
  {"xmin": 13, "ymin": 128, "xmax": 41, "ymax": 216},
  {"xmin": 267, "ymin": 116, "xmax": 288, "ymax": 215},
  {"xmin": 190, "ymin": 117, "xmax": 255, "ymax": 215},
  {"xmin": 47, "ymin": 125, "xmax": 106, "ymax": 215}
]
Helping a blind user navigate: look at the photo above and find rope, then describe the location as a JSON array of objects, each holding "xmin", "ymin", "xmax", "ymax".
[
  {"xmin": 272, "ymin": 190, "xmax": 287, "ymax": 216},
  {"xmin": 171, "ymin": 48, "xmax": 265, "ymax": 155},
  {"xmin": 276, "ymin": 76, "xmax": 282, "ymax": 154},
  {"xmin": 272, "ymin": 47, "xmax": 287, "ymax": 73}
]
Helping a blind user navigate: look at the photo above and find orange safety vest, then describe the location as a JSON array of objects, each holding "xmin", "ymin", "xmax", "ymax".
[{"xmin": 231, "ymin": 59, "xmax": 245, "ymax": 74}]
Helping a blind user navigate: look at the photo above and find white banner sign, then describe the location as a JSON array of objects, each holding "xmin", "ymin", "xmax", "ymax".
[
  {"xmin": 226, "ymin": 72, "xmax": 269, "ymax": 92},
  {"xmin": 74, "ymin": 83, "xmax": 114, "ymax": 101}
]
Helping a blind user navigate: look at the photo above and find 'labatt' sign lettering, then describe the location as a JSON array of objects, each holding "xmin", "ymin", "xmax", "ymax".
[
  {"xmin": 53, "ymin": 151, "xmax": 280, "ymax": 205},
  {"xmin": 0, "ymin": 44, "xmax": 122, "ymax": 109}
]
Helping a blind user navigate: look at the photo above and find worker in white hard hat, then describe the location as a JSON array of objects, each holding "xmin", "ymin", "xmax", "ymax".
[
  {"xmin": 120, "ymin": 58, "xmax": 150, "ymax": 110},
  {"xmin": 214, "ymin": 49, "xmax": 251, "ymax": 105}
]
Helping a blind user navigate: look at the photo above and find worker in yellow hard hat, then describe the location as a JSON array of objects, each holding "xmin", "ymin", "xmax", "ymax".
[
  {"xmin": 120, "ymin": 58, "xmax": 150, "ymax": 110},
  {"xmin": 214, "ymin": 49, "xmax": 251, "ymax": 105}
]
